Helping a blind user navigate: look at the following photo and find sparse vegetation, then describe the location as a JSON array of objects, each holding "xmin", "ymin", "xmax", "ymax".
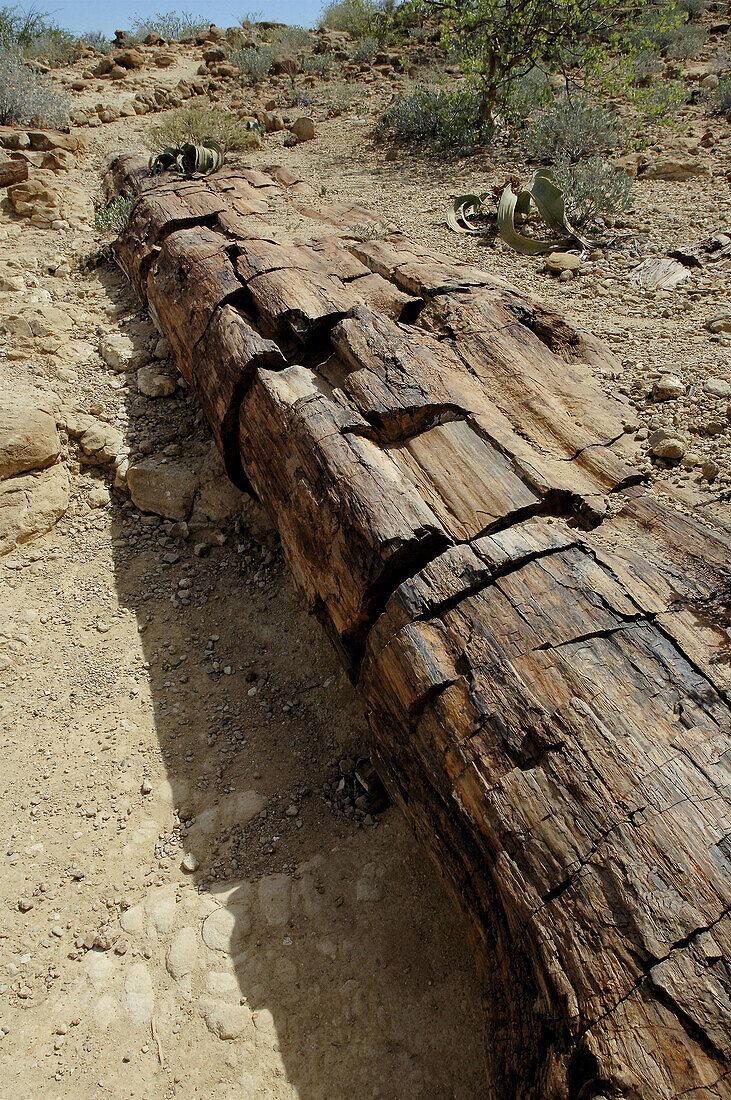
[
  {"xmin": 269, "ymin": 25, "xmax": 310, "ymax": 52},
  {"xmin": 230, "ymin": 44, "xmax": 272, "ymax": 83},
  {"xmin": 128, "ymin": 10, "xmax": 208, "ymax": 43},
  {"xmin": 375, "ymin": 86, "xmax": 492, "ymax": 151},
  {"xmin": 551, "ymin": 156, "xmax": 633, "ymax": 226},
  {"xmin": 304, "ymin": 53, "xmax": 331, "ymax": 76},
  {"xmin": 145, "ymin": 105, "xmax": 261, "ymax": 152},
  {"xmin": 631, "ymin": 2, "xmax": 707, "ymax": 59},
  {"xmin": 319, "ymin": 0, "xmax": 381, "ymax": 38},
  {"xmin": 94, "ymin": 192, "xmax": 135, "ymax": 235},
  {"xmin": 524, "ymin": 100, "xmax": 624, "ymax": 163},
  {"xmin": 0, "ymin": 47, "xmax": 69, "ymax": 125},
  {"xmin": 351, "ymin": 35, "xmax": 378, "ymax": 63},
  {"xmin": 713, "ymin": 74, "xmax": 731, "ymax": 114}
]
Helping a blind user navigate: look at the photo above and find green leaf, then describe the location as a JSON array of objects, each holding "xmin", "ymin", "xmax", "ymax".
[
  {"xmin": 447, "ymin": 192, "xmax": 490, "ymax": 234},
  {"xmin": 497, "ymin": 171, "xmax": 592, "ymax": 254}
]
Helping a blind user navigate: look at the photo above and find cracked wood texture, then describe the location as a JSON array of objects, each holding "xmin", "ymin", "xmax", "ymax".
[{"xmin": 108, "ymin": 155, "xmax": 731, "ymax": 1100}]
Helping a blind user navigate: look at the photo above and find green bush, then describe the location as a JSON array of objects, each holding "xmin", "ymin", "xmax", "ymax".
[
  {"xmin": 146, "ymin": 105, "xmax": 261, "ymax": 151},
  {"xmin": 269, "ymin": 25, "xmax": 310, "ymax": 52},
  {"xmin": 502, "ymin": 68, "xmax": 551, "ymax": 124},
  {"xmin": 0, "ymin": 47, "xmax": 69, "ymax": 125},
  {"xmin": 552, "ymin": 156, "xmax": 633, "ymax": 226},
  {"xmin": 375, "ymin": 86, "xmax": 492, "ymax": 151},
  {"xmin": 304, "ymin": 53, "xmax": 331, "ymax": 76},
  {"xmin": 128, "ymin": 10, "xmax": 208, "ymax": 42},
  {"xmin": 351, "ymin": 35, "xmax": 378, "ymax": 63},
  {"xmin": 94, "ymin": 192, "xmax": 134, "ymax": 235},
  {"xmin": 714, "ymin": 75, "xmax": 731, "ymax": 114},
  {"xmin": 632, "ymin": 3, "xmax": 707, "ymax": 59},
  {"xmin": 319, "ymin": 0, "xmax": 380, "ymax": 38},
  {"xmin": 230, "ymin": 44, "xmax": 272, "ymax": 82},
  {"xmin": 524, "ymin": 100, "xmax": 624, "ymax": 162}
]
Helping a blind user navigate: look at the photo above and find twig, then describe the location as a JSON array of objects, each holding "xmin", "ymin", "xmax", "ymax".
[{"xmin": 151, "ymin": 1018, "xmax": 165, "ymax": 1069}]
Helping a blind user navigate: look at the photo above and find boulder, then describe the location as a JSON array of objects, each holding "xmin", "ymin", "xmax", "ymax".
[
  {"xmin": 639, "ymin": 156, "xmax": 709, "ymax": 181},
  {"xmin": 127, "ymin": 459, "xmax": 198, "ymax": 520},
  {"xmin": 79, "ymin": 421, "xmax": 123, "ymax": 466},
  {"xmin": 544, "ymin": 252, "xmax": 581, "ymax": 275},
  {"xmin": 114, "ymin": 48, "xmax": 145, "ymax": 70},
  {"xmin": 0, "ymin": 402, "xmax": 60, "ymax": 478},
  {"xmin": 0, "ymin": 464, "xmax": 69, "ymax": 554},
  {"xmin": 289, "ymin": 116, "xmax": 315, "ymax": 142},
  {"xmin": 99, "ymin": 334, "xmax": 150, "ymax": 372},
  {"xmin": 136, "ymin": 364, "xmax": 177, "ymax": 397},
  {"xmin": 653, "ymin": 374, "xmax": 685, "ymax": 401}
]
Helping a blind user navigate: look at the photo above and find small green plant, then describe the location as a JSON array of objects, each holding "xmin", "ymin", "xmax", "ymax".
[
  {"xmin": 713, "ymin": 75, "xmax": 731, "ymax": 114},
  {"xmin": 94, "ymin": 192, "xmax": 134, "ymax": 235},
  {"xmin": 375, "ymin": 86, "xmax": 492, "ymax": 151},
  {"xmin": 524, "ymin": 100, "xmax": 624, "ymax": 163},
  {"xmin": 270, "ymin": 24, "xmax": 310, "ymax": 52},
  {"xmin": 351, "ymin": 35, "xmax": 378, "ymax": 63},
  {"xmin": 319, "ymin": 0, "xmax": 381, "ymax": 38},
  {"xmin": 552, "ymin": 157, "xmax": 633, "ymax": 227},
  {"xmin": 304, "ymin": 53, "xmax": 331, "ymax": 76},
  {"xmin": 146, "ymin": 105, "xmax": 261, "ymax": 152},
  {"xmin": 502, "ymin": 67, "xmax": 551, "ymax": 124},
  {"xmin": 128, "ymin": 10, "xmax": 208, "ymax": 42},
  {"xmin": 230, "ymin": 44, "xmax": 272, "ymax": 83},
  {"xmin": 631, "ymin": 3, "xmax": 707, "ymax": 59},
  {"xmin": 0, "ymin": 47, "xmax": 69, "ymax": 125},
  {"xmin": 79, "ymin": 30, "xmax": 113, "ymax": 52}
]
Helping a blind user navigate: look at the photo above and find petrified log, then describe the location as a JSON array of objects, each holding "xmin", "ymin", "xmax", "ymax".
[
  {"xmin": 0, "ymin": 158, "xmax": 28, "ymax": 187},
  {"xmin": 108, "ymin": 155, "xmax": 731, "ymax": 1100}
]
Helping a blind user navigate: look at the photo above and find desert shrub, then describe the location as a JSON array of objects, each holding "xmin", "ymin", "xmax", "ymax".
[
  {"xmin": 632, "ymin": 3, "xmax": 707, "ymax": 58},
  {"xmin": 239, "ymin": 10, "xmax": 262, "ymax": 30},
  {"xmin": 0, "ymin": 5, "xmax": 46, "ymax": 49},
  {"xmin": 146, "ymin": 105, "xmax": 261, "ymax": 151},
  {"xmin": 351, "ymin": 35, "xmax": 378, "ymax": 63},
  {"xmin": 552, "ymin": 156, "xmax": 633, "ymax": 226},
  {"xmin": 94, "ymin": 192, "xmax": 134, "ymax": 234},
  {"xmin": 0, "ymin": 48, "xmax": 69, "ymax": 125},
  {"xmin": 270, "ymin": 25, "xmax": 310, "ymax": 52},
  {"xmin": 524, "ymin": 100, "xmax": 623, "ymax": 162},
  {"xmin": 375, "ymin": 86, "xmax": 492, "ymax": 151},
  {"xmin": 677, "ymin": 0, "xmax": 706, "ymax": 19},
  {"xmin": 713, "ymin": 75, "xmax": 731, "ymax": 113},
  {"xmin": 319, "ymin": 0, "xmax": 380, "ymax": 38},
  {"xmin": 304, "ymin": 53, "xmax": 331, "ymax": 76},
  {"xmin": 79, "ymin": 30, "xmax": 113, "ymax": 53},
  {"xmin": 128, "ymin": 10, "xmax": 208, "ymax": 42},
  {"xmin": 631, "ymin": 49, "xmax": 663, "ymax": 83},
  {"xmin": 24, "ymin": 23, "xmax": 77, "ymax": 62},
  {"xmin": 230, "ymin": 44, "xmax": 272, "ymax": 82},
  {"xmin": 502, "ymin": 67, "xmax": 551, "ymax": 124},
  {"xmin": 633, "ymin": 77, "xmax": 687, "ymax": 122}
]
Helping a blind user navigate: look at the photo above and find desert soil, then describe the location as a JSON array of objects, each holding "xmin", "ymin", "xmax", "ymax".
[{"xmin": 1, "ymin": 29, "xmax": 730, "ymax": 1100}]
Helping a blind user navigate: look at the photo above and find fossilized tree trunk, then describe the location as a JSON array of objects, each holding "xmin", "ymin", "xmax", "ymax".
[{"xmin": 107, "ymin": 155, "xmax": 731, "ymax": 1100}]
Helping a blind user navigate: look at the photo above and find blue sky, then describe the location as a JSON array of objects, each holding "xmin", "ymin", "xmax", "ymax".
[{"xmin": 50, "ymin": 1, "xmax": 322, "ymax": 36}]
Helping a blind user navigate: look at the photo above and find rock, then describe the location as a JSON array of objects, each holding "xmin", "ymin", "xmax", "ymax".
[
  {"xmin": 190, "ymin": 444, "xmax": 245, "ymax": 524},
  {"xmin": 201, "ymin": 903, "xmax": 249, "ymax": 953},
  {"xmin": 649, "ymin": 432, "xmax": 685, "ymax": 460},
  {"xmin": 24, "ymin": 305, "xmax": 73, "ymax": 338},
  {"xmin": 41, "ymin": 148, "xmax": 76, "ymax": 172},
  {"xmin": 154, "ymin": 53, "xmax": 176, "ymax": 67},
  {"xmin": 136, "ymin": 365, "xmax": 177, "ymax": 397},
  {"xmin": 203, "ymin": 45, "xmax": 227, "ymax": 63},
  {"xmin": 630, "ymin": 257, "xmax": 689, "ymax": 291},
  {"xmin": 166, "ymin": 927, "xmax": 199, "ymax": 980},
  {"xmin": 0, "ymin": 402, "xmax": 60, "ymax": 478},
  {"xmin": 100, "ymin": 334, "xmax": 150, "ymax": 373},
  {"xmin": 0, "ymin": 464, "xmax": 69, "ymax": 555},
  {"xmin": 701, "ymin": 459, "xmax": 720, "ymax": 482},
  {"xmin": 17, "ymin": 897, "xmax": 33, "ymax": 912},
  {"xmin": 79, "ymin": 421, "xmax": 123, "ymax": 466},
  {"xmin": 114, "ymin": 48, "xmax": 145, "ymax": 70},
  {"xmin": 124, "ymin": 963, "xmax": 154, "ymax": 1025},
  {"xmin": 639, "ymin": 156, "xmax": 708, "ymax": 181},
  {"xmin": 706, "ymin": 316, "xmax": 731, "ymax": 334},
  {"xmin": 258, "ymin": 873, "xmax": 291, "ymax": 926},
  {"xmin": 127, "ymin": 459, "xmax": 198, "ymax": 520},
  {"xmin": 181, "ymin": 852, "xmax": 199, "ymax": 873},
  {"xmin": 202, "ymin": 1000, "xmax": 253, "ymax": 1041},
  {"xmin": 544, "ymin": 252, "xmax": 581, "ymax": 275},
  {"xmin": 653, "ymin": 374, "xmax": 685, "ymax": 401},
  {"xmin": 153, "ymin": 337, "xmax": 170, "ymax": 359},
  {"xmin": 289, "ymin": 116, "xmax": 315, "ymax": 142},
  {"xmin": 703, "ymin": 378, "xmax": 731, "ymax": 399},
  {"xmin": 700, "ymin": 73, "xmax": 719, "ymax": 90}
]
